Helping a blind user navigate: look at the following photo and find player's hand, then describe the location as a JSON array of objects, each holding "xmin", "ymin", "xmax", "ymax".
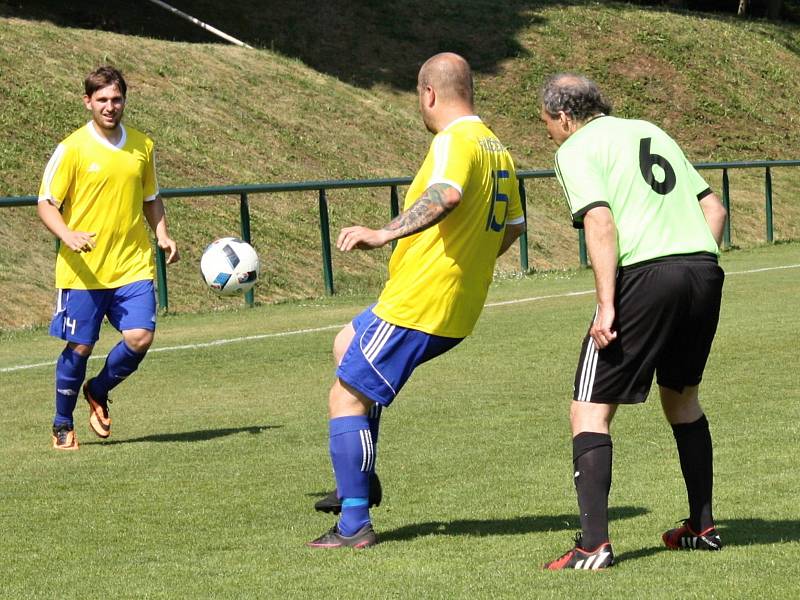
[
  {"xmin": 62, "ymin": 230, "xmax": 96, "ymax": 253},
  {"xmin": 336, "ymin": 226, "xmax": 391, "ymax": 251},
  {"xmin": 158, "ymin": 236, "xmax": 180, "ymax": 264},
  {"xmin": 589, "ymin": 304, "xmax": 617, "ymax": 350}
]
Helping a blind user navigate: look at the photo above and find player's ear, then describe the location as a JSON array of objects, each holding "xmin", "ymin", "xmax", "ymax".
[
  {"xmin": 82, "ymin": 95, "xmax": 92, "ymax": 110},
  {"xmin": 423, "ymin": 85, "xmax": 436, "ymax": 108},
  {"xmin": 558, "ymin": 111, "xmax": 572, "ymax": 132}
]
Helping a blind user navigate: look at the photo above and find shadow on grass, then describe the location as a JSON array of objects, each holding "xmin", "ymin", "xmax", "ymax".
[
  {"xmin": 86, "ymin": 425, "xmax": 279, "ymax": 445},
  {"xmin": 718, "ymin": 518, "xmax": 800, "ymax": 546},
  {"xmin": 379, "ymin": 506, "xmax": 648, "ymax": 542},
  {"xmin": 590, "ymin": 517, "xmax": 800, "ymax": 565}
]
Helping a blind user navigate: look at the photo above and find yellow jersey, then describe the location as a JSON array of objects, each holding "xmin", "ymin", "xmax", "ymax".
[
  {"xmin": 373, "ymin": 116, "xmax": 524, "ymax": 338},
  {"xmin": 39, "ymin": 122, "xmax": 159, "ymax": 289}
]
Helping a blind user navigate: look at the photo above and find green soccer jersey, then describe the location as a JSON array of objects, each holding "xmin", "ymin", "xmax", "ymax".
[{"xmin": 553, "ymin": 116, "xmax": 719, "ymax": 266}]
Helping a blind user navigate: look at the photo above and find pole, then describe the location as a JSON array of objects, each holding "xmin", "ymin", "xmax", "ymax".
[
  {"xmin": 722, "ymin": 168, "xmax": 731, "ymax": 250},
  {"xmin": 518, "ymin": 179, "xmax": 529, "ymax": 272},
  {"xmin": 318, "ymin": 189, "xmax": 334, "ymax": 295},
  {"xmin": 144, "ymin": 0, "xmax": 253, "ymax": 48},
  {"xmin": 764, "ymin": 167, "xmax": 774, "ymax": 243},
  {"xmin": 240, "ymin": 192, "xmax": 255, "ymax": 307}
]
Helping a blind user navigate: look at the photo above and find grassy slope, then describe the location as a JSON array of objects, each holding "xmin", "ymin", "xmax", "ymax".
[{"xmin": 1, "ymin": 2, "xmax": 799, "ymax": 329}]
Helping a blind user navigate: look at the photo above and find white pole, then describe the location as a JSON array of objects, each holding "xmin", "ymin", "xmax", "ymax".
[{"xmin": 145, "ymin": 0, "xmax": 253, "ymax": 49}]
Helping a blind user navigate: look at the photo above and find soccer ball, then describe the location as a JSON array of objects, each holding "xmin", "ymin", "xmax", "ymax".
[{"xmin": 200, "ymin": 237, "xmax": 260, "ymax": 295}]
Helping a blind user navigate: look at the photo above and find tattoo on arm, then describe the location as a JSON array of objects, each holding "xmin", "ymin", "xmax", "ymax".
[{"xmin": 383, "ymin": 183, "xmax": 455, "ymax": 239}]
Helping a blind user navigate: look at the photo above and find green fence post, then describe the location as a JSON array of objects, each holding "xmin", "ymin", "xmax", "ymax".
[
  {"xmin": 239, "ymin": 192, "xmax": 254, "ymax": 307},
  {"xmin": 155, "ymin": 245, "xmax": 169, "ymax": 312},
  {"xmin": 390, "ymin": 185, "xmax": 399, "ymax": 250},
  {"xmin": 318, "ymin": 188, "xmax": 335, "ymax": 295},
  {"xmin": 722, "ymin": 168, "xmax": 731, "ymax": 250},
  {"xmin": 518, "ymin": 179, "xmax": 529, "ymax": 272},
  {"xmin": 578, "ymin": 228, "xmax": 588, "ymax": 268},
  {"xmin": 764, "ymin": 167, "xmax": 774, "ymax": 243}
]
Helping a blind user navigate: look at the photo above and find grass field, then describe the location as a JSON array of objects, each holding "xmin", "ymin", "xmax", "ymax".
[{"xmin": 1, "ymin": 242, "xmax": 799, "ymax": 598}]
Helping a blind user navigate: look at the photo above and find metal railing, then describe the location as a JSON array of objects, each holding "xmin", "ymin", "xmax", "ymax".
[{"xmin": 2, "ymin": 159, "xmax": 798, "ymax": 311}]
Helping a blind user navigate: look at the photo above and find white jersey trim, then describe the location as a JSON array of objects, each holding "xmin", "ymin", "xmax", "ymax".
[
  {"xmin": 441, "ymin": 115, "xmax": 481, "ymax": 131},
  {"xmin": 38, "ymin": 143, "xmax": 67, "ymax": 205},
  {"xmin": 88, "ymin": 121, "xmax": 127, "ymax": 151}
]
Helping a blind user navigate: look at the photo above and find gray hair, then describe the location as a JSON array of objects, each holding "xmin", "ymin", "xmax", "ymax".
[{"xmin": 541, "ymin": 73, "xmax": 612, "ymax": 121}]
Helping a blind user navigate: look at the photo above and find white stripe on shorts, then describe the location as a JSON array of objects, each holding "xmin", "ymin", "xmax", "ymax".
[
  {"xmin": 577, "ymin": 339, "xmax": 598, "ymax": 402},
  {"xmin": 363, "ymin": 320, "xmax": 395, "ymax": 363}
]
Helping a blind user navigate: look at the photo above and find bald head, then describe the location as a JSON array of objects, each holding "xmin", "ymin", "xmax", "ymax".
[
  {"xmin": 418, "ymin": 52, "xmax": 474, "ymax": 106},
  {"xmin": 541, "ymin": 73, "xmax": 612, "ymax": 122}
]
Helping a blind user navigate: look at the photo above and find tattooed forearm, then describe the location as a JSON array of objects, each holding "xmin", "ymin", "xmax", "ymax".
[{"xmin": 383, "ymin": 183, "xmax": 457, "ymax": 239}]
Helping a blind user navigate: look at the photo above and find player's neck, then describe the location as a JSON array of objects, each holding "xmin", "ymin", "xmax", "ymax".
[
  {"xmin": 91, "ymin": 120, "xmax": 123, "ymax": 146},
  {"xmin": 436, "ymin": 108, "xmax": 477, "ymax": 133}
]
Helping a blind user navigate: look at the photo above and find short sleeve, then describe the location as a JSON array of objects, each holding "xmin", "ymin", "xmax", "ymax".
[
  {"xmin": 426, "ymin": 133, "xmax": 472, "ymax": 194},
  {"xmin": 683, "ymin": 156, "xmax": 712, "ymax": 200},
  {"xmin": 38, "ymin": 143, "xmax": 73, "ymax": 207},
  {"xmin": 554, "ymin": 146, "xmax": 609, "ymax": 228},
  {"xmin": 142, "ymin": 143, "xmax": 159, "ymax": 202},
  {"xmin": 505, "ymin": 162, "xmax": 525, "ymax": 225}
]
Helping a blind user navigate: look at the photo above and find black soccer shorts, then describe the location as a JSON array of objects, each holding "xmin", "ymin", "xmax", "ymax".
[{"xmin": 573, "ymin": 252, "xmax": 724, "ymax": 404}]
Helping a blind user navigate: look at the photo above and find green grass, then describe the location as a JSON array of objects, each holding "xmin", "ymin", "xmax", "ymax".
[{"xmin": 1, "ymin": 243, "xmax": 798, "ymax": 598}]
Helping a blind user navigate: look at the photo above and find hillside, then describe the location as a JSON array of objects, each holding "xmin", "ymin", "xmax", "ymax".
[{"xmin": 1, "ymin": 2, "xmax": 799, "ymax": 329}]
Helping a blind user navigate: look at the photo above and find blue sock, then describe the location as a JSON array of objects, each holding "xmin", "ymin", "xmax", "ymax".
[
  {"xmin": 54, "ymin": 347, "xmax": 89, "ymax": 427},
  {"xmin": 329, "ymin": 415, "xmax": 373, "ymax": 536},
  {"xmin": 90, "ymin": 341, "xmax": 146, "ymax": 399}
]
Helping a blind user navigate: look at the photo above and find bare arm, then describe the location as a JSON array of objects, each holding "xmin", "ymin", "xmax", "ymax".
[
  {"xmin": 498, "ymin": 221, "xmax": 526, "ymax": 257},
  {"xmin": 699, "ymin": 192, "xmax": 727, "ymax": 247},
  {"xmin": 36, "ymin": 200, "xmax": 96, "ymax": 253},
  {"xmin": 142, "ymin": 197, "xmax": 179, "ymax": 264},
  {"xmin": 337, "ymin": 183, "xmax": 461, "ymax": 251},
  {"xmin": 583, "ymin": 206, "xmax": 618, "ymax": 350}
]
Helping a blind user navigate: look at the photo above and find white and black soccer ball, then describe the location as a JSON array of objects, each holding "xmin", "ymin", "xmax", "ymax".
[{"xmin": 200, "ymin": 237, "xmax": 260, "ymax": 295}]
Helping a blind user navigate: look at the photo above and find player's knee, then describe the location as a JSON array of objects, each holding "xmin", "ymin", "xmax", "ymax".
[
  {"xmin": 328, "ymin": 379, "xmax": 371, "ymax": 418},
  {"xmin": 123, "ymin": 329, "xmax": 154, "ymax": 353},
  {"xmin": 67, "ymin": 342, "xmax": 94, "ymax": 357}
]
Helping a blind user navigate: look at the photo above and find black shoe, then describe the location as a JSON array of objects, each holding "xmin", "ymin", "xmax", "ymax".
[
  {"xmin": 662, "ymin": 520, "xmax": 722, "ymax": 550},
  {"xmin": 314, "ymin": 472, "xmax": 382, "ymax": 515},
  {"xmin": 306, "ymin": 523, "xmax": 377, "ymax": 549},
  {"xmin": 544, "ymin": 533, "xmax": 614, "ymax": 570}
]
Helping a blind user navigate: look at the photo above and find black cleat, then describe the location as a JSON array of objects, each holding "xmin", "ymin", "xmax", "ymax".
[
  {"xmin": 306, "ymin": 523, "xmax": 377, "ymax": 549},
  {"xmin": 544, "ymin": 533, "xmax": 615, "ymax": 570},
  {"xmin": 662, "ymin": 520, "xmax": 722, "ymax": 551},
  {"xmin": 314, "ymin": 472, "xmax": 382, "ymax": 515}
]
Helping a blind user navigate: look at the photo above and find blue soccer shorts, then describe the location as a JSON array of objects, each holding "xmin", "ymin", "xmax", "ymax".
[
  {"xmin": 336, "ymin": 306, "xmax": 463, "ymax": 407},
  {"xmin": 49, "ymin": 280, "xmax": 157, "ymax": 345}
]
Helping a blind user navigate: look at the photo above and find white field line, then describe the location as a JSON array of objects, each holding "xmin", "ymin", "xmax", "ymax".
[{"xmin": 2, "ymin": 263, "xmax": 798, "ymax": 374}]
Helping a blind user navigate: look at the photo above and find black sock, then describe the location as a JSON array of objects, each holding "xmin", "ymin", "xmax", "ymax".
[
  {"xmin": 671, "ymin": 414, "xmax": 714, "ymax": 532},
  {"xmin": 572, "ymin": 432, "xmax": 613, "ymax": 550}
]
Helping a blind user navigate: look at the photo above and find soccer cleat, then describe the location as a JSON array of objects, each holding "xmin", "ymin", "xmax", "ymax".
[
  {"xmin": 83, "ymin": 378, "xmax": 112, "ymax": 438},
  {"xmin": 52, "ymin": 424, "xmax": 79, "ymax": 451},
  {"xmin": 544, "ymin": 534, "xmax": 615, "ymax": 570},
  {"xmin": 314, "ymin": 472, "xmax": 382, "ymax": 515},
  {"xmin": 662, "ymin": 520, "xmax": 722, "ymax": 551},
  {"xmin": 306, "ymin": 523, "xmax": 378, "ymax": 549}
]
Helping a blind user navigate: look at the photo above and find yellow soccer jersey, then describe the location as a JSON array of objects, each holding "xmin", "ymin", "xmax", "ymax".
[
  {"xmin": 373, "ymin": 116, "xmax": 524, "ymax": 338},
  {"xmin": 39, "ymin": 122, "xmax": 159, "ymax": 289}
]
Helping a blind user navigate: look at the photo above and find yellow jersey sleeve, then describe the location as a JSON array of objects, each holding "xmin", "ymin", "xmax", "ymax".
[
  {"xmin": 39, "ymin": 143, "xmax": 75, "ymax": 208},
  {"xmin": 143, "ymin": 148, "xmax": 159, "ymax": 202}
]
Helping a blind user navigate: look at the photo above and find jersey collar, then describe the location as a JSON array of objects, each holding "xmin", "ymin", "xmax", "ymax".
[
  {"xmin": 87, "ymin": 121, "xmax": 127, "ymax": 151},
  {"xmin": 441, "ymin": 115, "xmax": 481, "ymax": 132}
]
